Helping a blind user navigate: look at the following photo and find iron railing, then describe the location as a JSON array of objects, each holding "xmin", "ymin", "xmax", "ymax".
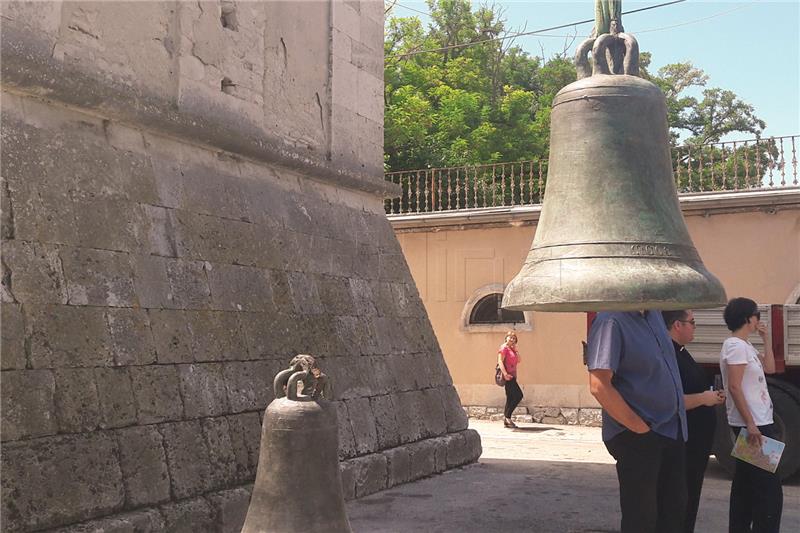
[{"xmin": 385, "ymin": 135, "xmax": 798, "ymax": 215}]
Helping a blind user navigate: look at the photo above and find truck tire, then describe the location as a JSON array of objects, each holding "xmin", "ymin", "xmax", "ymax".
[{"xmin": 713, "ymin": 385, "xmax": 800, "ymax": 480}]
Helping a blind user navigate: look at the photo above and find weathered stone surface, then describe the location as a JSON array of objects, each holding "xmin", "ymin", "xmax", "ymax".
[
  {"xmin": 186, "ymin": 310, "xmax": 248, "ymax": 362},
  {"xmin": 407, "ymin": 439, "xmax": 437, "ymax": 481},
  {"xmin": 206, "ymin": 486, "xmax": 251, "ymax": 533},
  {"xmin": 147, "ymin": 309, "xmax": 194, "ymax": 364},
  {"xmin": 1, "ymin": 303, "xmax": 27, "ymax": 369},
  {"xmin": 578, "ymin": 408, "xmax": 603, "ymax": 427},
  {"xmin": 223, "ymin": 360, "xmax": 279, "ymax": 413},
  {"xmin": 61, "ymin": 247, "xmax": 137, "ymax": 307},
  {"xmin": 129, "ymin": 365, "xmax": 183, "ymax": 424},
  {"xmin": 0, "ymin": 369, "xmax": 56, "ymax": 441},
  {"xmin": 48, "ymin": 509, "xmax": 165, "ymax": 533},
  {"xmin": 160, "ymin": 497, "xmax": 215, "ymax": 533},
  {"xmin": 438, "ymin": 386, "xmax": 469, "ymax": 433},
  {"xmin": 339, "ymin": 460, "xmax": 356, "ymax": 501},
  {"xmin": 226, "ymin": 412, "xmax": 261, "ymax": 480},
  {"xmin": 393, "ymin": 391, "xmax": 424, "ymax": 444},
  {"xmin": 28, "ymin": 305, "xmax": 113, "ymax": 368},
  {"xmin": 333, "ymin": 400, "xmax": 358, "ymax": 460},
  {"xmin": 106, "ymin": 308, "xmax": 157, "ymax": 366},
  {"xmin": 419, "ymin": 388, "xmax": 447, "ymax": 438},
  {"xmin": 50, "ymin": 509, "xmax": 165, "ymax": 533},
  {"xmin": 165, "ymin": 258, "xmax": 211, "ymax": 309},
  {"xmin": 159, "ymin": 420, "xmax": 214, "ymax": 498},
  {"xmin": 178, "ymin": 363, "xmax": 230, "ymax": 418},
  {"xmin": 286, "ymin": 271, "xmax": 324, "ymax": 314},
  {"xmin": 115, "ymin": 426, "xmax": 170, "ymax": 507},
  {"xmin": 207, "ymin": 263, "xmax": 272, "ymax": 312},
  {"xmin": 71, "ymin": 197, "xmax": 145, "ymax": 252},
  {"xmin": 351, "ymin": 453, "xmax": 388, "ymax": 498},
  {"xmin": 1, "ymin": 433, "xmax": 124, "ymax": 531},
  {"xmin": 1, "ymin": 240, "xmax": 67, "ymax": 304},
  {"xmin": 542, "ymin": 415, "xmax": 566, "ymax": 425},
  {"xmin": 130, "ymin": 253, "xmax": 173, "ymax": 309},
  {"xmin": 345, "ymin": 397, "xmax": 378, "ymax": 455},
  {"xmin": 384, "ymin": 446, "xmax": 412, "ymax": 487},
  {"xmin": 369, "ymin": 394, "xmax": 400, "ymax": 449},
  {"xmin": 201, "ymin": 416, "xmax": 239, "ymax": 487},
  {"xmin": 239, "ymin": 310, "xmax": 295, "ymax": 360},
  {"xmin": 562, "ymin": 408, "xmax": 580, "ymax": 425},
  {"xmin": 54, "ymin": 368, "xmax": 100, "ymax": 433}
]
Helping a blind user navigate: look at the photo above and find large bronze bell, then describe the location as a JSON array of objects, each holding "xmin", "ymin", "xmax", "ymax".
[
  {"xmin": 241, "ymin": 355, "xmax": 352, "ymax": 533},
  {"xmin": 503, "ymin": 31, "xmax": 726, "ymax": 312}
]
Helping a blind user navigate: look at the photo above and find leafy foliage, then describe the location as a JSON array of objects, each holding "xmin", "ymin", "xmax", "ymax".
[{"xmin": 384, "ymin": 0, "xmax": 767, "ymax": 177}]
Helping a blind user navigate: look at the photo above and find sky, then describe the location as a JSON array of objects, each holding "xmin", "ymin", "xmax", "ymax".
[{"xmin": 387, "ymin": 0, "xmax": 800, "ymax": 141}]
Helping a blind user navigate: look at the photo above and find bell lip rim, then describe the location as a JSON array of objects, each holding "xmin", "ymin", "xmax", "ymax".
[{"xmin": 502, "ymin": 300, "xmax": 728, "ymax": 313}]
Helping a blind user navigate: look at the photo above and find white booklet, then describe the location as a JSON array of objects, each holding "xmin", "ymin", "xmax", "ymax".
[{"xmin": 731, "ymin": 429, "xmax": 785, "ymax": 473}]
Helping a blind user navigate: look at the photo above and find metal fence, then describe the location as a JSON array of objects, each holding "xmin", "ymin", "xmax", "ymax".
[{"xmin": 385, "ymin": 135, "xmax": 798, "ymax": 215}]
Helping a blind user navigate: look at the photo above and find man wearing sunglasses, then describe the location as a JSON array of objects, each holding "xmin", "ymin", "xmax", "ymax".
[{"xmin": 663, "ymin": 310, "xmax": 726, "ymax": 533}]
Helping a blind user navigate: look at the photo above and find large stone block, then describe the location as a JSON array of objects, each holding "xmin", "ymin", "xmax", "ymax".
[
  {"xmin": 27, "ymin": 304, "xmax": 114, "ymax": 368},
  {"xmin": 0, "ymin": 369, "xmax": 56, "ymax": 441},
  {"xmin": 286, "ymin": 271, "xmax": 324, "ymax": 315},
  {"xmin": 1, "ymin": 433, "xmax": 124, "ymax": 531},
  {"xmin": 207, "ymin": 263, "xmax": 272, "ymax": 312},
  {"xmin": 226, "ymin": 412, "xmax": 261, "ymax": 480},
  {"xmin": 199, "ymin": 315, "xmax": 245, "ymax": 363},
  {"xmin": 94, "ymin": 367, "xmax": 137, "ymax": 429},
  {"xmin": 177, "ymin": 363, "xmax": 230, "ymax": 418},
  {"xmin": 180, "ymin": 164, "xmax": 250, "ymax": 221},
  {"xmin": 440, "ymin": 385, "xmax": 469, "ymax": 433},
  {"xmin": 1, "ymin": 240, "xmax": 67, "ymax": 304},
  {"xmin": 60, "ymin": 247, "xmax": 137, "ymax": 307},
  {"xmin": 317, "ymin": 275, "xmax": 357, "ymax": 316},
  {"xmin": 115, "ymin": 425, "xmax": 171, "ymax": 507},
  {"xmin": 419, "ymin": 388, "xmax": 448, "ymax": 438},
  {"xmin": 165, "ymin": 258, "xmax": 212, "ymax": 309},
  {"xmin": 206, "ymin": 487, "xmax": 251, "ymax": 533},
  {"xmin": 72, "ymin": 196, "xmax": 145, "ymax": 252},
  {"xmin": 129, "ymin": 365, "xmax": 184, "ymax": 424},
  {"xmin": 223, "ymin": 360, "xmax": 279, "ymax": 413},
  {"xmin": 160, "ymin": 497, "xmax": 215, "ymax": 533},
  {"xmin": 54, "ymin": 368, "xmax": 100, "ymax": 433},
  {"xmin": 106, "ymin": 308, "xmax": 157, "ymax": 366},
  {"xmin": 333, "ymin": 400, "xmax": 358, "ymax": 460},
  {"xmin": 406, "ymin": 439, "xmax": 437, "ymax": 481},
  {"xmin": 351, "ymin": 453, "xmax": 388, "ymax": 498},
  {"xmin": 393, "ymin": 391, "xmax": 424, "ymax": 444},
  {"xmin": 383, "ymin": 446, "xmax": 412, "ymax": 487},
  {"xmin": 147, "ymin": 309, "xmax": 194, "ymax": 363},
  {"xmin": 201, "ymin": 416, "xmax": 239, "ymax": 487},
  {"xmin": 48, "ymin": 509, "xmax": 165, "ymax": 533},
  {"xmin": 1, "ymin": 303, "xmax": 27, "ymax": 369},
  {"xmin": 130, "ymin": 253, "xmax": 174, "ymax": 309},
  {"xmin": 239, "ymin": 310, "xmax": 295, "ymax": 360},
  {"xmin": 369, "ymin": 394, "xmax": 400, "ymax": 449},
  {"xmin": 159, "ymin": 420, "xmax": 214, "ymax": 499},
  {"xmin": 344, "ymin": 397, "xmax": 378, "ymax": 455}
]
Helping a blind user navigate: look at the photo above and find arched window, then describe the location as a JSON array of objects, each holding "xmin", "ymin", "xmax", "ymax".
[
  {"xmin": 469, "ymin": 293, "xmax": 525, "ymax": 324},
  {"xmin": 460, "ymin": 284, "xmax": 532, "ymax": 333}
]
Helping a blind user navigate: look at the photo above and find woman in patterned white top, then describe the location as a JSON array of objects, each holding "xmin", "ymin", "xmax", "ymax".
[{"xmin": 720, "ymin": 297, "xmax": 782, "ymax": 533}]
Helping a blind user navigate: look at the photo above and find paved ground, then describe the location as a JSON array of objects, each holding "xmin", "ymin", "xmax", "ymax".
[{"xmin": 348, "ymin": 420, "xmax": 800, "ymax": 532}]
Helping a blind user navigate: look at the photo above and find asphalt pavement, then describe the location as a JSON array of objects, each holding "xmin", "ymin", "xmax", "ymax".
[{"xmin": 347, "ymin": 419, "xmax": 799, "ymax": 532}]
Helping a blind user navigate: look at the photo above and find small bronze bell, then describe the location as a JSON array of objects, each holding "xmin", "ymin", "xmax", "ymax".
[
  {"xmin": 503, "ymin": 30, "xmax": 726, "ymax": 312},
  {"xmin": 241, "ymin": 355, "xmax": 351, "ymax": 533}
]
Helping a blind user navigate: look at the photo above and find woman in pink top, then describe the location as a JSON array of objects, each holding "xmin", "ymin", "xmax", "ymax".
[{"xmin": 498, "ymin": 331, "xmax": 523, "ymax": 428}]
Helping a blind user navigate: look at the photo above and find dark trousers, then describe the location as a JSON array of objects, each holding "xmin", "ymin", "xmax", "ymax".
[
  {"xmin": 730, "ymin": 424, "xmax": 783, "ymax": 533},
  {"xmin": 684, "ymin": 437, "xmax": 712, "ymax": 533},
  {"xmin": 503, "ymin": 378, "xmax": 523, "ymax": 418},
  {"xmin": 605, "ymin": 430, "xmax": 687, "ymax": 533}
]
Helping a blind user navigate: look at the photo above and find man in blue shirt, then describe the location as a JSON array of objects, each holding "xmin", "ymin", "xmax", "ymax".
[{"xmin": 586, "ymin": 310, "xmax": 688, "ymax": 533}]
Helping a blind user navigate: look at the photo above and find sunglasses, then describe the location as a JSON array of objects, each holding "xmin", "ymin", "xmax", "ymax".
[{"xmin": 678, "ymin": 319, "xmax": 696, "ymax": 326}]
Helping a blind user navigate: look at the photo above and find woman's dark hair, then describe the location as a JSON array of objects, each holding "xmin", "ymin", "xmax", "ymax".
[{"xmin": 723, "ymin": 297, "xmax": 758, "ymax": 332}]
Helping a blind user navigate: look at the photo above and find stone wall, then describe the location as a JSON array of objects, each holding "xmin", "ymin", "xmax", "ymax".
[{"xmin": 0, "ymin": 2, "xmax": 480, "ymax": 531}]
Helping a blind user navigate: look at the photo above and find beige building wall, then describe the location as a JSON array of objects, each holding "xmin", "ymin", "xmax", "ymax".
[{"xmin": 395, "ymin": 198, "xmax": 800, "ymax": 410}]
